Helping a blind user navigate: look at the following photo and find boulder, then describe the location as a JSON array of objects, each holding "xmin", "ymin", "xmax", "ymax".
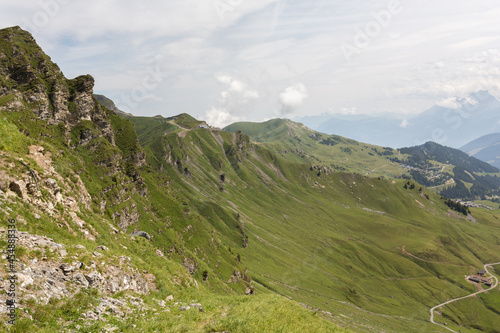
[
  {"xmin": 73, "ymin": 273, "xmax": 89, "ymax": 288},
  {"xmin": 45, "ymin": 178, "xmax": 60, "ymax": 195},
  {"xmin": 85, "ymin": 271, "xmax": 104, "ymax": 287},
  {"xmin": 9, "ymin": 180, "xmax": 27, "ymax": 199},
  {"xmin": 130, "ymin": 231, "xmax": 151, "ymax": 240},
  {"xmin": 59, "ymin": 263, "xmax": 74, "ymax": 275}
]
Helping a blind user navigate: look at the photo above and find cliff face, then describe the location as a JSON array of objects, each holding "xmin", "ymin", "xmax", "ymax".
[
  {"xmin": 0, "ymin": 27, "xmax": 116, "ymax": 136},
  {"xmin": 0, "ymin": 26, "xmax": 146, "ymax": 228}
]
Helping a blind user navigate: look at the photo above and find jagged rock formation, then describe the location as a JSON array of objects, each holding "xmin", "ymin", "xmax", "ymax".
[
  {"xmin": 0, "ymin": 230, "xmax": 156, "ymax": 310},
  {"xmin": 0, "ymin": 27, "xmax": 254, "ymax": 313},
  {"xmin": 0, "ymin": 26, "xmax": 147, "ymax": 229}
]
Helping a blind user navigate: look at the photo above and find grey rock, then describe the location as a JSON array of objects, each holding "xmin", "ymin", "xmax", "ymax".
[
  {"xmin": 59, "ymin": 263, "xmax": 74, "ymax": 275},
  {"xmin": 85, "ymin": 271, "xmax": 104, "ymax": 287},
  {"xmin": 45, "ymin": 178, "xmax": 60, "ymax": 195},
  {"xmin": 9, "ymin": 180, "xmax": 27, "ymax": 199},
  {"xmin": 130, "ymin": 231, "xmax": 151, "ymax": 240},
  {"xmin": 73, "ymin": 273, "xmax": 89, "ymax": 288}
]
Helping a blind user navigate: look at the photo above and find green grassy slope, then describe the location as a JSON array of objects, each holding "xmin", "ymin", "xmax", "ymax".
[
  {"xmin": 0, "ymin": 109, "xmax": 347, "ymax": 333},
  {"xmin": 225, "ymin": 119, "xmax": 500, "ymax": 200},
  {"xmin": 224, "ymin": 118, "xmax": 406, "ymax": 178},
  {"xmin": 130, "ymin": 114, "xmax": 500, "ymax": 333},
  {"xmin": 3, "ymin": 25, "xmax": 500, "ymax": 332},
  {"xmin": 0, "ymin": 26, "xmax": 347, "ymax": 332}
]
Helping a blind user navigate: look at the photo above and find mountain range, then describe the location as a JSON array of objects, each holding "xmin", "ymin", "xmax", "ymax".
[
  {"xmin": 224, "ymin": 119, "xmax": 500, "ymax": 200},
  {"xmin": 1, "ymin": 26, "xmax": 500, "ymax": 333},
  {"xmin": 460, "ymin": 133, "xmax": 500, "ymax": 169},
  {"xmin": 298, "ymin": 91, "xmax": 500, "ymax": 149}
]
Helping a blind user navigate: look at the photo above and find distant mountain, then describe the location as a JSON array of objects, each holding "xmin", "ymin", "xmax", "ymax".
[
  {"xmin": 224, "ymin": 118, "xmax": 406, "ymax": 178},
  {"xmin": 395, "ymin": 142, "xmax": 500, "ymax": 199},
  {"xmin": 460, "ymin": 133, "xmax": 500, "ymax": 169},
  {"xmin": 6, "ymin": 26, "xmax": 500, "ymax": 332},
  {"xmin": 225, "ymin": 119, "xmax": 500, "ymax": 199},
  {"xmin": 298, "ymin": 91, "xmax": 500, "ymax": 149}
]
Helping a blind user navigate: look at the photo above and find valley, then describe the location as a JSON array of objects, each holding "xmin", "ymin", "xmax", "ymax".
[{"xmin": 0, "ymin": 26, "xmax": 500, "ymax": 333}]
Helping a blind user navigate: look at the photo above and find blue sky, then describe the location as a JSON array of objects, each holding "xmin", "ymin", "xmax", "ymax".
[{"xmin": 2, "ymin": 0, "xmax": 500, "ymax": 126}]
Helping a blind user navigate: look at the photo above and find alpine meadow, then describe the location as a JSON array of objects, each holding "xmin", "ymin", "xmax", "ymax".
[{"xmin": 1, "ymin": 18, "xmax": 500, "ymax": 333}]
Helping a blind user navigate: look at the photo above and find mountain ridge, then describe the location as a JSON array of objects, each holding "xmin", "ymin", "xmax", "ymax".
[
  {"xmin": 224, "ymin": 118, "xmax": 500, "ymax": 200},
  {"xmin": 460, "ymin": 133, "xmax": 500, "ymax": 169},
  {"xmin": 2, "ymin": 26, "xmax": 500, "ymax": 332}
]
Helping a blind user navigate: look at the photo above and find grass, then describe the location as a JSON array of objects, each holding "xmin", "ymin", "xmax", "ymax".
[
  {"xmin": 4, "ymin": 107, "xmax": 500, "ymax": 332},
  {"xmin": 2, "ymin": 25, "xmax": 500, "ymax": 331},
  {"xmin": 129, "ymin": 115, "xmax": 500, "ymax": 332},
  {"xmin": 224, "ymin": 118, "xmax": 407, "ymax": 177}
]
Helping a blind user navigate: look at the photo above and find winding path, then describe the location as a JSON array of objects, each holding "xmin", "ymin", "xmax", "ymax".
[{"xmin": 430, "ymin": 262, "xmax": 500, "ymax": 332}]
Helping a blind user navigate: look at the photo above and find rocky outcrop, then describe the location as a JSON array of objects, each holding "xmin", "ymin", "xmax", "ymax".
[
  {"xmin": 0, "ymin": 27, "xmax": 147, "ymax": 233},
  {"xmin": 0, "ymin": 145, "xmax": 96, "ymax": 239},
  {"xmin": 0, "ymin": 230, "xmax": 156, "ymax": 312},
  {"xmin": 182, "ymin": 257, "xmax": 198, "ymax": 275},
  {"xmin": 115, "ymin": 204, "xmax": 140, "ymax": 231},
  {"xmin": 131, "ymin": 231, "xmax": 151, "ymax": 240}
]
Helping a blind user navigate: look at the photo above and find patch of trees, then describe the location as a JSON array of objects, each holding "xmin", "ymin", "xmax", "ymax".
[
  {"xmin": 330, "ymin": 164, "xmax": 347, "ymax": 172},
  {"xmin": 400, "ymin": 142, "xmax": 498, "ymax": 173},
  {"xmin": 371, "ymin": 147, "xmax": 394, "ymax": 156},
  {"xmin": 443, "ymin": 198, "xmax": 470, "ymax": 215},
  {"xmin": 408, "ymin": 169, "xmax": 449, "ymax": 187},
  {"xmin": 403, "ymin": 181, "xmax": 415, "ymax": 190},
  {"xmin": 452, "ymin": 166, "xmax": 475, "ymax": 183},
  {"xmin": 319, "ymin": 136, "xmax": 341, "ymax": 146},
  {"xmin": 440, "ymin": 180, "xmax": 471, "ymax": 199},
  {"xmin": 340, "ymin": 147, "xmax": 352, "ymax": 154},
  {"xmin": 470, "ymin": 174, "xmax": 500, "ymax": 197},
  {"xmin": 395, "ymin": 142, "xmax": 500, "ymax": 199}
]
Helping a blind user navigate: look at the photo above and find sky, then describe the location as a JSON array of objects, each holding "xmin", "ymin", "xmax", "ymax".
[{"xmin": 1, "ymin": 0, "xmax": 500, "ymax": 127}]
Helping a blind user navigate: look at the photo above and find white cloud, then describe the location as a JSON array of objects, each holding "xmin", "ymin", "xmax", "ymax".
[
  {"xmin": 205, "ymin": 107, "xmax": 240, "ymax": 128},
  {"xmin": 399, "ymin": 119, "xmax": 409, "ymax": 128},
  {"xmin": 436, "ymin": 97, "xmax": 461, "ymax": 109},
  {"xmin": 2, "ymin": 1, "xmax": 500, "ymax": 120},
  {"xmin": 279, "ymin": 83, "xmax": 308, "ymax": 114},
  {"xmin": 340, "ymin": 107, "xmax": 357, "ymax": 115},
  {"xmin": 392, "ymin": 49, "xmax": 500, "ymax": 103},
  {"xmin": 216, "ymin": 75, "xmax": 233, "ymax": 85},
  {"xmin": 204, "ymin": 75, "xmax": 260, "ymax": 127}
]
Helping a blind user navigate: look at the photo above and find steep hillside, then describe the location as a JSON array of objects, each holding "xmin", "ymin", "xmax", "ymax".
[
  {"xmin": 132, "ymin": 114, "xmax": 500, "ymax": 333},
  {"xmin": 395, "ymin": 142, "xmax": 500, "ymax": 199},
  {"xmin": 224, "ymin": 119, "xmax": 500, "ymax": 200},
  {"xmin": 224, "ymin": 118, "xmax": 405, "ymax": 178},
  {"xmin": 94, "ymin": 94, "xmax": 133, "ymax": 117},
  {"xmin": 461, "ymin": 133, "xmax": 500, "ymax": 169},
  {"xmin": 0, "ymin": 27, "xmax": 347, "ymax": 333},
  {"xmin": 3, "ymin": 26, "xmax": 500, "ymax": 333}
]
